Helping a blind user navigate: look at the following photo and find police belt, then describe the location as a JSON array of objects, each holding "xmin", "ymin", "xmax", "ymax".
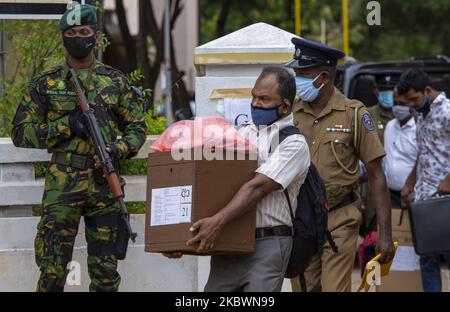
[
  {"xmin": 331, "ymin": 192, "xmax": 358, "ymax": 211},
  {"xmin": 51, "ymin": 152, "xmax": 96, "ymax": 170},
  {"xmin": 255, "ymin": 225, "xmax": 293, "ymax": 239}
]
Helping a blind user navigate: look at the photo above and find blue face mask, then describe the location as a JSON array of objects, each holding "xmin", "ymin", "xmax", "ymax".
[
  {"xmin": 251, "ymin": 105, "xmax": 280, "ymax": 127},
  {"xmin": 295, "ymin": 73, "xmax": 324, "ymax": 102},
  {"xmin": 378, "ymin": 90, "xmax": 394, "ymax": 109}
]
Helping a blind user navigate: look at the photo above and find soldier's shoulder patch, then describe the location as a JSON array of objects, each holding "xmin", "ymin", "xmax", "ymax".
[{"xmin": 362, "ymin": 113, "xmax": 375, "ymax": 131}]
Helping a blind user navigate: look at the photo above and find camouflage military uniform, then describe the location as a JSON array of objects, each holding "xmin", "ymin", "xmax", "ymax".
[
  {"xmin": 367, "ymin": 104, "xmax": 393, "ymax": 145},
  {"xmin": 11, "ymin": 60, "xmax": 147, "ymax": 292}
]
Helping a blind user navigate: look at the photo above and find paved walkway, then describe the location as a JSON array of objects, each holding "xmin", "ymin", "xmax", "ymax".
[{"xmin": 281, "ymin": 267, "xmax": 450, "ymax": 292}]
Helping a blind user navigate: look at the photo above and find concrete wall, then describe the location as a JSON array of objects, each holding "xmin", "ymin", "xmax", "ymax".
[{"xmin": 0, "ymin": 215, "xmax": 206, "ymax": 292}]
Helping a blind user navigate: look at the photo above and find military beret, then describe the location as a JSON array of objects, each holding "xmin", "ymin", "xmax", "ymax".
[
  {"xmin": 372, "ymin": 71, "xmax": 402, "ymax": 87},
  {"xmin": 285, "ymin": 37, "xmax": 345, "ymax": 70},
  {"xmin": 60, "ymin": 4, "xmax": 97, "ymax": 33}
]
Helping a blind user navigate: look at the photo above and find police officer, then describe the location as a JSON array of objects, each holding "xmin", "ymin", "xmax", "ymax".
[
  {"xmin": 368, "ymin": 72, "xmax": 401, "ymax": 144},
  {"xmin": 11, "ymin": 4, "xmax": 147, "ymax": 292},
  {"xmin": 286, "ymin": 38, "xmax": 395, "ymax": 292},
  {"xmin": 360, "ymin": 72, "xmax": 399, "ymax": 242}
]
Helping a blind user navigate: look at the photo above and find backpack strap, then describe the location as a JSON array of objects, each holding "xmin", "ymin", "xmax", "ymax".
[
  {"xmin": 263, "ymin": 125, "xmax": 300, "ymax": 230},
  {"xmin": 269, "ymin": 125, "xmax": 301, "ymax": 154},
  {"xmin": 279, "ymin": 125, "xmax": 301, "ymax": 141},
  {"xmin": 273, "ymin": 126, "xmax": 299, "ymax": 225},
  {"xmin": 283, "ymin": 189, "xmax": 295, "ymax": 223}
]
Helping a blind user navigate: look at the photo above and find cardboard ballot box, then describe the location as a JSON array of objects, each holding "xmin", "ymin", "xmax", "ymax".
[
  {"xmin": 145, "ymin": 151, "xmax": 257, "ymax": 255},
  {"xmin": 377, "ymin": 207, "xmax": 423, "ymax": 292}
]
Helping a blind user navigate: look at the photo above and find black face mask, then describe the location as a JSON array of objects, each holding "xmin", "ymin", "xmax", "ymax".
[
  {"xmin": 416, "ymin": 95, "xmax": 432, "ymax": 117},
  {"xmin": 63, "ymin": 35, "xmax": 96, "ymax": 59}
]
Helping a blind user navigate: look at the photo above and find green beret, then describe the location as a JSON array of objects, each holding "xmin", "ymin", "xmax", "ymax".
[{"xmin": 60, "ymin": 4, "xmax": 97, "ymax": 33}]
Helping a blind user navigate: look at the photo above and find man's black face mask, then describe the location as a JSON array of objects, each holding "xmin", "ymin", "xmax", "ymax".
[{"xmin": 63, "ymin": 35, "xmax": 96, "ymax": 59}]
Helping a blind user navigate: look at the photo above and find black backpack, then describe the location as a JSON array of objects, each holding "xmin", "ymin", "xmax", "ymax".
[{"xmin": 270, "ymin": 126, "xmax": 338, "ymax": 292}]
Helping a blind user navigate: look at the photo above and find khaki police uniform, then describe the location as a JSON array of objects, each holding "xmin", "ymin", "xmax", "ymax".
[{"xmin": 290, "ymin": 87, "xmax": 385, "ymax": 292}]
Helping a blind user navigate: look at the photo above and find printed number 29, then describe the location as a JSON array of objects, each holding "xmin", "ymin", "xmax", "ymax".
[{"xmin": 181, "ymin": 188, "xmax": 190, "ymax": 199}]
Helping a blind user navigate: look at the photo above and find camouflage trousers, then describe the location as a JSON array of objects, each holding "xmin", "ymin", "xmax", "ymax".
[{"xmin": 35, "ymin": 163, "xmax": 122, "ymax": 292}]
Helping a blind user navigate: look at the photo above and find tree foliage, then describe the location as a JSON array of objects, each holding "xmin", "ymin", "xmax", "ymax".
[
  {"xmin": 0, "ymin": 20, "xmax": 65, "ymax": 137},
  {"xmin": 201, "ymin": 0, "xmax": 450, "ymax": 62},
  {"xmin": 113, "ymin": 0, "xmax": 190, "ymax": 116}
]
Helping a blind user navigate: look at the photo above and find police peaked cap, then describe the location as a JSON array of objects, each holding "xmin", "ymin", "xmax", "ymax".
[
  {"xmin": 372, "ymin": 71, "xmax": 402, "ymax": 87},
  {"xmin": 285, "ymin": 37, "xmax": 345, "ymax": 69}
]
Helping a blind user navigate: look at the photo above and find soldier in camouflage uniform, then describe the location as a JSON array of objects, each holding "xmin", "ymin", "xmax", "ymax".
[
  {"xmin": 11, "ymin": 4, "xmax": 147, "ymax": 292},
  {"xmin": 360, "ymin": 73, "xmax": 398, "ymax": 234},
  {"xmin": 367, "ymin": 73, "xmax": 399, "ymax": 145},
  {"xmin": 357, "ymin": 73, "xmax": 399, "ymax": 273}
]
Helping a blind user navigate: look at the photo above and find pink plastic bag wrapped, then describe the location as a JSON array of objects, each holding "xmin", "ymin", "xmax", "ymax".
[{"xmin": 151, "ymin": 116, "xmax": 255, "ymax": 153}]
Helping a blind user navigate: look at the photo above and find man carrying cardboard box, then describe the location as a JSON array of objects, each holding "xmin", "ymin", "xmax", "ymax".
[{"xmin": 163, "ymin": 67, "xmax": 310, "ymax": 292}]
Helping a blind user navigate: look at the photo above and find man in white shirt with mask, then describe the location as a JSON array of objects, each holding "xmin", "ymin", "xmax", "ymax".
[{"xmin": 382, "ymin": 92, "xmax": 418, "ymax": 207}]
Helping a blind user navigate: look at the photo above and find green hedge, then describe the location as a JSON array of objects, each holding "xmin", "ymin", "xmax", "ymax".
[
  {"xmin": 32, "ymin": 201, "xmax": 146, "ymax": 216},
  {"xmin": 35, "ymin": 158, "xmax": 148, "ymax": 179},
  {"xmin": 34, "ymin": 158, "xmax": 148, "ymax": 215}
]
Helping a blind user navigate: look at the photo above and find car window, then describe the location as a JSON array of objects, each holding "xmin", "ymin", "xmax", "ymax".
[{"xmin": 431, "ymin": 73, "xmax": 450, "ymax": 95}]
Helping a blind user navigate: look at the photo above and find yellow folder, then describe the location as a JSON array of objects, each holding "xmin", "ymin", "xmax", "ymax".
[{"xmin": 358, "ymin": 241, "xmax": 399, "ymax": 292}]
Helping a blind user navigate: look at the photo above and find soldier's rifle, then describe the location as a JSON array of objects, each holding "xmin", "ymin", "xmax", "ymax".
[{"xmin": 69, "ymin": 69, "xmax": 137, "ymax": 248}]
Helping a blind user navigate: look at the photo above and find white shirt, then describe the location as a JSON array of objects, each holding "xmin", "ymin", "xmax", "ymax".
[
  {"xmin": 382, "ymin": 117, "xmax": 419, "ymax": 191},
  {"xmin": 238, "ymin": 113, "xmax": 310, "ymax": 228},
  {"xmin": 415, "ymin": 93, "xmax": 450, "ymax": 201}
]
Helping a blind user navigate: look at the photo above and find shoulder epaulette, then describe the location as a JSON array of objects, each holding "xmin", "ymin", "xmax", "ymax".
[
  {"xmin": 347, "ymin": 99, "xmax": 365, "ymax": 109},
  {"xmin": 27, "ymin": 66, "xmax": 62, "ymax": 90},
  {"xmin": 32, "ymin": 65, "xmax": 63, "ymax": 82},
  {"xmin": 41, "ymin": 65, "xmax": 63, "ymax": 77}
]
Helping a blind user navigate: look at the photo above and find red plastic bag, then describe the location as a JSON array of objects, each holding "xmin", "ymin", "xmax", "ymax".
[{"xmin": 151, "ymin": 116, "xmax": 255, "ymax": 153}]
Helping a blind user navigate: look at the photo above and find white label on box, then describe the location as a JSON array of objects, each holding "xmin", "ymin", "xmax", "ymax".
[
  {"xmin": 150, "ymin": 185, "xmax": 193, "ymax": 226},
  {"xmin": 223, "ymin": 98, "xmax": 253, "ymax": 126},
  {"xmin": 390, "ymin": 246, "xmax": 421, "ymax": 271}
]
